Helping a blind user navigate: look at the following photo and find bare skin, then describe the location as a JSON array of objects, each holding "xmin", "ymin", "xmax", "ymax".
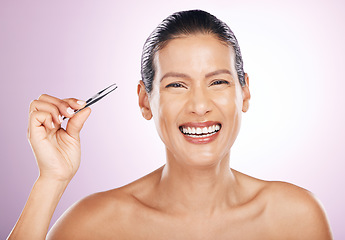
[
  {"xmin": 47, "ymin": 167, "xmax": 332, "ymax": 240},
  {"xmin": 8, "ymin": 34, "xmax": 332, "ymax": 240}
]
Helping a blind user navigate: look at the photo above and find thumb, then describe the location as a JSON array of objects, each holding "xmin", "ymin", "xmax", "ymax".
[{"xmin": 66, "ymin": 107, "xmax": 91, "ymax": 140}]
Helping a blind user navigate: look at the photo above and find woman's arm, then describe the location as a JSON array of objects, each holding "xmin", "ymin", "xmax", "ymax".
[
  {"xmin": 8, "ymin": 178, "xmax": 69, "ymax": 239},
  {"xmin": 7, "ymin": 95, "xmax": 91, "ymax": 240}
]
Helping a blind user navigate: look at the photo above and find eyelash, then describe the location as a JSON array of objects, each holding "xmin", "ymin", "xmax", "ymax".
[
  {"xmin": 210, "ymin": 80, "xmax": 230, "ymax": 86},
  {"xmin": 165, "ymin": 82, "xmax": 185, "ymax": 88},
  {"xmin": 165, "ymin": 80, "xmax": 230, "ymax": 88}
]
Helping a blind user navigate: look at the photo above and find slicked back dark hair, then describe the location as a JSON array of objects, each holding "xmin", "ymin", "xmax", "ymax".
[{"xmin": 141, "ymin": 9, "xmax": 245, "ymax": 94}]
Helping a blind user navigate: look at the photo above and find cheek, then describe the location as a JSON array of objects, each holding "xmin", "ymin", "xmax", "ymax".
[
  {"xmin": 154, "ymin": 96, "xmax": 185, "ymax": 148},
  {"xmin": 214, "ymin": 93, "xmax": 243, "ymax": 150},
  {"xmin": 158, "ymin": 94, "xmax": 183, "ymax": 125},
  {"xmin": 213, "ymin": 91, "xmax": 242, "ymax": 115}
]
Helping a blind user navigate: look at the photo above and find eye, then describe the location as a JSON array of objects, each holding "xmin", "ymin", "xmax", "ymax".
[
  {"xmin": 210, "ymin": 79, "xmax": 230, "ymax": 86},
  {"xmin": 165, "ymin": 82, "xmax": 186, "ymax": 88}
]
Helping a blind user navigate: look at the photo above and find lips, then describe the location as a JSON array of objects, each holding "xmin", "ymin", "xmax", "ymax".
[{"xmin": 179, "ymin": 121, "xmax": 221, "ymax": 144}]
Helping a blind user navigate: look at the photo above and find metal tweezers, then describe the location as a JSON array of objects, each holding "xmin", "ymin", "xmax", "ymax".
[{"xmin": 63, "ymin": 83, "xmax": 117, "ymax": 120}]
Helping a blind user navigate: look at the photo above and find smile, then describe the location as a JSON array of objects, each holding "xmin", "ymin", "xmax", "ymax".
[{"xmin": 179, "ymin": 124, "xmax": 221, "ymax": 138}]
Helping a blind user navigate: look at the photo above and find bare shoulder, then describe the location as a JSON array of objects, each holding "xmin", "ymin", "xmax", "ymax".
[
  {"xmin": 263, "ymin": 181, "xmax": 333, "ymax": 239},
  {"xmin": 47, "ymin": 189, "xmax": 131, "ymax": 239},
  {"xmin": 232, "ymin": 171, "xmax": 332, "ymax": 239},
  {"xmin": 47, "ymin": 167, "xmax": 162, "ymax": 240}
]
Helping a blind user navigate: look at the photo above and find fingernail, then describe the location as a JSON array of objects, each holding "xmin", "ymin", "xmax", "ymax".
[
  {"xmin": 59, "ymin": 115, "xmax": 63, "ymax": 123},
  {"xmin": 52, "ymin": 122, "xmax": 55, "ymax": 128},
  {"xmin": 77, "ymin": 100, "xmax": 86, "ymax": 105},
  {"xmin": 67, "ymin": 107, "xmax": 75, "ymax": 115}
]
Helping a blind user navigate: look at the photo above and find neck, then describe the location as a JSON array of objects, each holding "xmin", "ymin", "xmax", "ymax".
[{"xmin": 157, "ymin": 150, "xmax": 240, "ymax": 215}]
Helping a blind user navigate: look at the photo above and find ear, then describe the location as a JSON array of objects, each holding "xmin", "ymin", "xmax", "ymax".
[
  {"xmin": 137, "ymin": 80, "xmax": 153, "ymax": 120},
  {"xmin": 242, "ymin": 73, "xmax": 251, "ymax": 113}
]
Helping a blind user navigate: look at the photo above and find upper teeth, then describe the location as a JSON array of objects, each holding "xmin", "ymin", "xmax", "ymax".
[{"xmin": 180, "ymin": 124, "xmax": 220, "ymax": 135}]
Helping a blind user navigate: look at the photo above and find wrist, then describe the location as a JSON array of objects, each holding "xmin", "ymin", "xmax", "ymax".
[
  {"xmin": 38, "ymin": 171, "xmax": 74, "ymax": 184},
  {"xmin": 36, "ymin": 176, "xmax": 70, "ymax": 194}
]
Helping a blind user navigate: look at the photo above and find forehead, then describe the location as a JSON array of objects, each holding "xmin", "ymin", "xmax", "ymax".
[{"xmin": 154, "ymin": 34, "xmax": 236, "ymax": 78}]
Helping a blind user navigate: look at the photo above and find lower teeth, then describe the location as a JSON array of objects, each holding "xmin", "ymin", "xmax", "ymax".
[{"xmin": 184, "ymin": 131, "xmax": 217, "ymax": 138}]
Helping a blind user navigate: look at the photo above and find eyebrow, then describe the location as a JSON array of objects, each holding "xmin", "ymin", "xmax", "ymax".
[
  {"xmin": 160, "ymin": 69, "xmax": 234, "ymax": 82},
  {"xmin": 205, "ymin": 69, "xmax": 234, "ymax": 78}
]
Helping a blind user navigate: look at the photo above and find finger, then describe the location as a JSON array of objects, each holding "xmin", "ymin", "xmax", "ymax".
[
  {"xmin": 38, "ymin": 94, "xmax": 84, "ymax": 119},
  {"xmin": 62, "ymin": 98, "xmax": 87, "ymax": 118},
  {"xmin": 29, "ymin": 100, "xmax": 63, "ymax": 125},
  {"xmin": 28, "ymin": 111, "xmax": 56, "ymax": 140},
  {"xmin": 63, "ymin": 98, "xmax": 87, "ymax": 110},
  {"xmin": 66, "ymin": 107, "xmax": 91, "ymax": 140}
]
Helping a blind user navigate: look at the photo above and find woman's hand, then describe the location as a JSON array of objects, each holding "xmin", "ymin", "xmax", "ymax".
[
  {"xmin": 28, "ymin": 94, "xmax": 91, "ymax": 183},
  {"xmin": 7, "ymin": 95, "xmax": 91, "ymax": 240}
]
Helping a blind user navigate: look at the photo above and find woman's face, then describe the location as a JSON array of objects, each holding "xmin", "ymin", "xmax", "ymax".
[{"xmin": 140, "ymin": 34, "xmax": 250, "ymax": 167}]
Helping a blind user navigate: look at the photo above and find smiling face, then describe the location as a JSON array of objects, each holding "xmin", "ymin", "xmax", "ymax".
[{"xmin": 138, "ymin": 34, "xmax": 250, "ymax": 168}]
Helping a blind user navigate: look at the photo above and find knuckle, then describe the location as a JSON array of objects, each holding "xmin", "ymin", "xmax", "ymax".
[
  {"xmin": 48, "ymin": 103, "xmax": 59, "ymax": 113},
  {"xmin": 58, "ymin": 100, "xmax": 70, "ymax": 110},
  {"xmin": 38, "ymin": 94, "xmax": 48, "ymax": 100},
  {"xmin": 52, "ymin": 107, "xmax": 60, "ymax": 116},
  {"xmin": 29, "ymin": 110, "xmax": 37, "ymax": 119},
  {"xmin": 29, "ymin": 99, "xmax": 38, "ymax": 108},
  {"xmin": 63, "ymin": 98, "xmax": 76, "ymax": 106}
]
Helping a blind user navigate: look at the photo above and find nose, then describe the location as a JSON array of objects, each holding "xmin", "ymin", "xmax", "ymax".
[{"xmin": 186, "ymin": 86, "xmax": 212, "ymax": 116}]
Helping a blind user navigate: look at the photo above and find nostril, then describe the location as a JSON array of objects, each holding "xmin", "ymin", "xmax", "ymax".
[
  {"xmin": 185, "ymin": 89, "xmax": 213, "ymax": 116},
  {"xmin": 190, "ymin": 104, "xmax": 212, "ymax": 116}
]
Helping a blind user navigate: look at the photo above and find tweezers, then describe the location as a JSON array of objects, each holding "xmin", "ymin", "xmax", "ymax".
[{"xmin": 63, "ymin": 83, "xmax": 117, "ymax": 120}]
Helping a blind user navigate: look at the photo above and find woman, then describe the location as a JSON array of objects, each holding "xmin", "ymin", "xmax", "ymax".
[{"xmin": 8, "ymin": 10, "xmax": 332, "ymax": 239}]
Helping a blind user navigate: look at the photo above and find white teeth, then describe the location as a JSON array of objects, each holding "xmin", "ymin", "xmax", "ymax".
[
  {"xmin": 180, "ymin": 124, "xmax": 221, "ymax": 136},
  {"xmin": 196, "ymin": 128, "xmax": 202, "ymax": 134}
]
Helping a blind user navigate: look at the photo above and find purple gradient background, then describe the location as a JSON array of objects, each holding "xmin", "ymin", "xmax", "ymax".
[{"xmin": 1, "ymin": 0, "xmax": 344, "ymax": 238}]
